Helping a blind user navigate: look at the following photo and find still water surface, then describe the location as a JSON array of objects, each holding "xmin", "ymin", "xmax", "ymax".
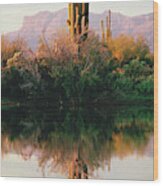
[{"xmin": 1, "ymin": 105, "xmax": 154, "ymax": 180}]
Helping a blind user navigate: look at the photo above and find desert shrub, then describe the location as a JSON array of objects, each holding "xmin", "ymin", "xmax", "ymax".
[
  {"xmin": 124, "ymin": 59, "xmax": 153, "ymax": 84},
  {"xmin": 1, "ymin": 35, "xmax": 27, "ymax": 67},
  {"xmin": 36, "ymin": 31, "xmax": 78, "ymax": 67},
  {"xmin": 2, "ymin": 68, "xmax": 22, "ymax": 99},
  {"xmin": 1, "ymin": 32, "xmax": 154, "ymax": 104},
  {"xmin": 109, "ymin": 35, "xmax": 152, "ymax": 66},
  {"xmin": 2, "ymin": 66, "xmax": 43, "ymax": 100},
  {"xmin": 136, "ymin": 75, "xmax": 154, "ymax": 96}
]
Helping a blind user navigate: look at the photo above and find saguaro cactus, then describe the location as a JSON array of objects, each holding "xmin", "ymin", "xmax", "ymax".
[
  {"xmin": 67, "ymin": 3, "xmax": 89, "ymax": 41},
  {"xmin": 101, "ymin": 20, "xmax": 105, "ymax": 44},
  {"xmin": 106, "ymin": 10, "xmax": 112, "ymax": 42},
  {"xmin": 100, "ymin": 10, "xmax": 112, "ymax": 45}
]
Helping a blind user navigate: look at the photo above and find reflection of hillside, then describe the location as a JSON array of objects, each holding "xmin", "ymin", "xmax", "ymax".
[{"xmin": 1, "ymin": 105, "xmax": 153, "ymax": 178}]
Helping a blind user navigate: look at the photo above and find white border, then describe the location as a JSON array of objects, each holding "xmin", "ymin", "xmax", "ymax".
[
  {"xmin": 0, "ymin": 0, "xmax": 154, "ymax": 4},
  {"xmin": 0, "ymin": 0, "xmax": 162, "ymax": 186}
]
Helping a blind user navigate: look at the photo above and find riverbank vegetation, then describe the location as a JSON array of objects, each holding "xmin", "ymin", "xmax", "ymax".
[{"xmin": 1, "ymin": 32, "xmax": 154, "ymax": 106}]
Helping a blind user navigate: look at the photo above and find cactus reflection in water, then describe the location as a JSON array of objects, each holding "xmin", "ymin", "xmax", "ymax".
[{"xmin": 1, "ymin": 105, "xmax": 153, "ymax": 178}]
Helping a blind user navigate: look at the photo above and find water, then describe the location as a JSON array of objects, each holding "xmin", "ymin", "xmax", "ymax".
[{"xmin": 1, "ymin": 104, "xmax": 154, "ymax": 180}]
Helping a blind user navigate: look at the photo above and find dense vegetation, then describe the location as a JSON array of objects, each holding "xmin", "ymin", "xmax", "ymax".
[{"xmin": 1, "ymin": 32, "xmax": 154, "ymax": 106}]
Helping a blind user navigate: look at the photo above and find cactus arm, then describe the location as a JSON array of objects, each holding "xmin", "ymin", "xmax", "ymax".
[{"xmin": 67, "ymin": 3, "xmax": 89, "ymax": 41}]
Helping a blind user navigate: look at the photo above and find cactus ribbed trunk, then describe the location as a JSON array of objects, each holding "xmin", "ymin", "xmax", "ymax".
[{"xmin": 67, "ymin": 3, "xmax": 89, "ymax": 41}]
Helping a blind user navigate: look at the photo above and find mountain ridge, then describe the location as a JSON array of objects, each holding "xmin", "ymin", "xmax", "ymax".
[{"xmin": 6, "ymin": 8, "xmax": 153, "ymax": 51}]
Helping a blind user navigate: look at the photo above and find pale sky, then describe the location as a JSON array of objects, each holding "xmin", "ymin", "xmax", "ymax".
[{"xmin": 0, "ymin": 1, "xmax": 154, "ymax": 33}]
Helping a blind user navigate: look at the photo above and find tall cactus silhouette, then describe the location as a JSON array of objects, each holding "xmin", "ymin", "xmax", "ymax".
[
  {"xmin": 106, "ymin": 10, "xmax": 112, "ymax": 43},
  {"xmin": 100, "ymin": 10, "xmax": 112, "ymax": 45},
  {"xmin": 101, "ymin": 20, "xmax": 105, "ymax": 44},
  {"xmin": 67, "ymin": 3, "xmax": 89, "ymax": 42}
]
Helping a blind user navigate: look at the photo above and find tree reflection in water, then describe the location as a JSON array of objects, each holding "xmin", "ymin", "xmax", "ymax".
[{"xmin": 1, "ymin": 105, "xmax": 153, "ymax": 178}]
